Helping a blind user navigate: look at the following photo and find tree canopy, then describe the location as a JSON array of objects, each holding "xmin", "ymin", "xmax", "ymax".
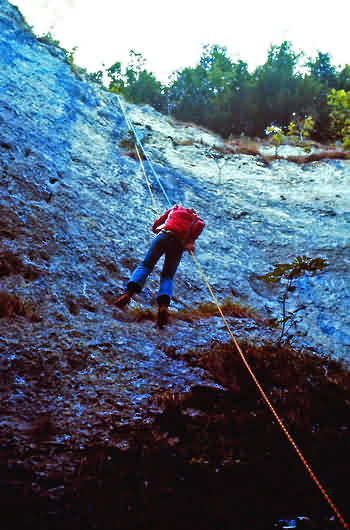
[{"xmin": 105, "ymin": 42, "xmax": 350, "ymax": 142}]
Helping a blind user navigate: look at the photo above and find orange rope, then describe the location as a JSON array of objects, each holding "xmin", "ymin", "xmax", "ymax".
[{"xmin": 190, "ymin": 251, "xmax": 349, "ymax": 530}]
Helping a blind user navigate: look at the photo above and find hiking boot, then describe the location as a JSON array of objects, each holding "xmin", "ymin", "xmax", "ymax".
[
  {"xmin": 115, "ymin": 292, "xmax": 131, "ymax": 308},
  {"xmin": 157, "ymin": 304, "xmax": 169, "ymax": 328}
]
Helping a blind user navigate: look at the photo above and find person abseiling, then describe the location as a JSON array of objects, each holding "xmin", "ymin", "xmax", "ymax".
[{"xmin": 115, "ymin": 204, "xmax": 205, "ymax": 327}]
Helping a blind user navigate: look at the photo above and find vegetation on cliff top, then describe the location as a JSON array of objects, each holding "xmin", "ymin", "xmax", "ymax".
[
  {"xmin": 104, "ymin": 43, "xmax": 350, "ymax": 148},
  {"xmin": 16, "ymin": 0, "xmax": 350, "ymax": 150}
]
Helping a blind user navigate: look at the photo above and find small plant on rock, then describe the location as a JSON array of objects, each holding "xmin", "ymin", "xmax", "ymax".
[
  {"xmin": 65, "ymin": 46, "xmax": 78, "ymax": 67},
  {"xmin": 207, "ymin": 146, "xmax": 229, "ymax": 185},
  {"xmin": 260, "ymin": 255, "xmax": 328, "ymax": 344},
  {"xmin": 287, "ymin": 115, "xmax": 315, "ymax": 152},
  {"xmin": 265, "ymin": 125, "xmax": 285, "ymax": 156},
  {"xmin": 37, "ymin": 31, "xmax": 61, "ymax": 48}
]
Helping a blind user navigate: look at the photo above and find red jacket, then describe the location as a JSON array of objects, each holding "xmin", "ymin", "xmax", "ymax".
[{"xmin": 152, "ymin": 205, "xmax": 205, "ymax": 245}]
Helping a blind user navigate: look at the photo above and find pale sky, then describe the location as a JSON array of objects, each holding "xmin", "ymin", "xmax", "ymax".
[{"xmin": 10, "ymin": 0, "xmax": 350, "ymax": 83}]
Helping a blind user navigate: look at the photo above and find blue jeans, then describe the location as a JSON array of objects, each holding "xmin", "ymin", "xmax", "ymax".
[{"xmin": 127, "ymin": 232, "xmax": 183, "ymax": 304}]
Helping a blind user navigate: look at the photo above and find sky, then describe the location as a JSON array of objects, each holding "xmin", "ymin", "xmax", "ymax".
[{"xmin": 10, "ymin": 0, "xmax": 350, "ymax": 84}]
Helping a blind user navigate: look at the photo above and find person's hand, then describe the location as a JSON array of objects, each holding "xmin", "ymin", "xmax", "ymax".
[{"xmin": 184, "ymin": 242, "xmax": 195, "ymax": 252}]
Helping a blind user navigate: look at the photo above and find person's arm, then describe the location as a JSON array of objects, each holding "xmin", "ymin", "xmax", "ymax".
[
  {"xmin": 184, "ymin": 218, "xmax": 205, "ymax": 252},
  {"xmin": 152, "ymin": 207, "xmax": 173, "ymax": 233}
]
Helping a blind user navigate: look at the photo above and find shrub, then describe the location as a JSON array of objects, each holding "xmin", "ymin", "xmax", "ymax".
[
  {"xmin": 260, "ymin": 256, "xmax": 328, "ymax": 344},
  {"xmin": 287, "ymin": 116, "xmax": 315, "ymax": 152},
  {"xmin": 37, "ymin": 31, "xmax": 61, "ymax": 48},
  {"xmin": 266, "ymin": 125, "xmax": 285, "ymax": 155},
  {"xmin": 328, "ymin": 88, "xmax": 350, "ymax": 152}
]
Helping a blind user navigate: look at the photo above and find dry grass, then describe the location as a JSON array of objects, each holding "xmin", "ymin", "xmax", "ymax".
[
  {"xmin": 127, "ymin": 307, "xmax": 155, "ymax": 322},
  {"xmin": 0, "ymin": 290, "xmax": 41, "ymax": 321},
  {"xmin": 121, "ymin": 150, "xmax": 145, "ymax": 161},
  {"xmin": 287, "ymin": 150, "xmax": 349, "ymax": 163},
  {"xmin": 172, "ymin": 120, "xmax": 216, "ymax": 136},
  {"xmin": 125, "ymin": 298, "xmax": 263, "ymax": 325},
  {"xmin": 170, "ymin": 137, "xmax": 194, "ymax": 147},
  {"xmin": 257, "ymin": 149, "xmax": 349, "ymax": 166},
  {"xmin": 226, "ymin": 136, "xmax": 261, "ymax": 157},
  {"xmin": 0, "ymin": 291, "xmax": 22, "ymax": 318},
  {"xmin": 220, "ymin": 135, "xmax": 350, "ymax": 164},
  {"xmin": 177, "ymin": 299, "xmax": 261, "ymax": 323}
]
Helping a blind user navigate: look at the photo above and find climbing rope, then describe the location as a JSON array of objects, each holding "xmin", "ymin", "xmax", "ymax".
[
  {"xmin": 134, "ymin": 142, "xmax": 160, "ymax": 215},
  {"xmin": 116, "ymin": 95, "xmax": 349, "ymax": 530},
  {"xmin": 117, "ymin": 95, "xmax": 172, "ymax": 208}
]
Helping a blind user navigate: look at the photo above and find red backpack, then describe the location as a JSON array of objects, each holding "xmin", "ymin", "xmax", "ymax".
[{"xmin": 152, "ymin": 205, "xmax": 205, "ymax": 244}]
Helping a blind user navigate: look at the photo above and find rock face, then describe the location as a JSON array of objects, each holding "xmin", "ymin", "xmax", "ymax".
[
  {"xmin": 1, "ymin": 2, "xmax": 350, "ymax": 528},
  {"xmin": 0, "ymin": 0, "xmax": 350, "ymax": 418}
]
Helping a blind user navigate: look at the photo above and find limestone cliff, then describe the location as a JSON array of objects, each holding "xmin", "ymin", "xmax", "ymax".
[{"xmin": 1, "ymin": 2, "xmax": 350, "ymax": 528}]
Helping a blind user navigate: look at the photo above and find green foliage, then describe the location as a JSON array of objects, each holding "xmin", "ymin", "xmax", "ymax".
[
  {"xmin": 37, "ymin": 31, "xmax": 61, "ymax": 48},
  {"xmin": 337, "ymin": 64, "xmax": 350, "ymax": 91},
  {"xmin": 88, "ymin": 70, "xmax": 104, "ymax": 85},
  {"xmin": 107, "ymin": 51, "xmax": 166, "ymax": 111},
  {"xmin": 287, "ymin": 115, "xmax": 315, "ymax": 151},
  {"xmin": 37, "ymin": 32, "xmax": 81, "ymax": 75},
  {"xmin": 328, "ymin": 88, "xmax": 350, "ymax": 150},
  {"xmin": 253, "ymin": 41, "xmax": 304, "ymax": 134},
  {"xmin": 261, "ymin": 256, "xmax": 328, "ymax": 344},
  {"xmin": 266, "ymin": 125, "xmax": 285, "ymax": 155},
  {"xmin": 65, "ymin": 45, "xmax": 78, "ymax": 66},
  {"xmin": 106, "ymin": 61, "xmax": 124, "ymax": 94},
  {"xmin": 166, "ymin": 42, "xmax": 350, "ymax": 140},
  {"xmin": 28, "ymin": 20, "xmax": 350, "ymax": 143},
  {"xmin": 262, "ymin": 256, "xmax": 328, "ymax": 283},
  {"xmin": 306, "ymin": 52, "xmax": 337, "ymax": 87}
]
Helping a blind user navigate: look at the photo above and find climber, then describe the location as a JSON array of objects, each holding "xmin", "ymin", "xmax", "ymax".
[{"xmin": 115, "ymin": 204, "xmax": 205, "ymax": 328}]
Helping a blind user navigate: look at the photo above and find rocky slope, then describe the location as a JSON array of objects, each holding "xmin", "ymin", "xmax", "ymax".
[{"xmin": 1, "ymin": 1, "xmax": 350, "ymax": 528}]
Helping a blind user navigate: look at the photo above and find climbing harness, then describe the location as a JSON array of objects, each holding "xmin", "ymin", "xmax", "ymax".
[{"xmin": 116, "ymin": 95, "xmax": 349, "ymax": 530}]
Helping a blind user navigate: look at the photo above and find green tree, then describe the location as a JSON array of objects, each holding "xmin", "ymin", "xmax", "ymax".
[
  {"xmin": 305, "ymin": 51, "xmax": 339, "ymax": 140},
  {"xmin": 287, "ymin": 115, "xmax": 315, "ymax": 150},
  {"xmin": 106, "ymin": 61, "xmax": 124, "ymax": 93},
  {"xmin": 107, "ymin": 51, "xmax": 166, "ymax": 112},
  {"xmin": 336, "ymin": 64, "xmax": 350, "ymax": 91},
  {"xmin": 328, "ymin": 88, "xmax": 350, "ymax": 150},
  {"xmin": 253, "ymin": 41, "xmax": 303, "ymax": 134},
  {"xmin": 168, "ymin": 45, "xmax": 253, "ymax": 137},
  {"xmin": 227, "ymin": 60, "xmax": 254, "ymax": 135},
  {"xmin": 167, "ymin": 64, "xmax": 209, "ymax": 123},
  {"xmin": 306, "ymin": 51, "xmax": 338, "ymax": 87}
]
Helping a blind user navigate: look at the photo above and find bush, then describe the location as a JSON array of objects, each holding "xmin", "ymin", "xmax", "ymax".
[
  {"xmin": 260, "ymin": 256, "xmax": 328, "ymax": 344},
  {"xmin": 328, "ymin": 88, "xmax": 350, "ymax": 151}
]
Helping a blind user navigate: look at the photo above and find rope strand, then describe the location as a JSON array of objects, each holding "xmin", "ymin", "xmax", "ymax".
[{"xmin": 117, "ymin": 95, "xmax": 171, "ymax": 207}]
